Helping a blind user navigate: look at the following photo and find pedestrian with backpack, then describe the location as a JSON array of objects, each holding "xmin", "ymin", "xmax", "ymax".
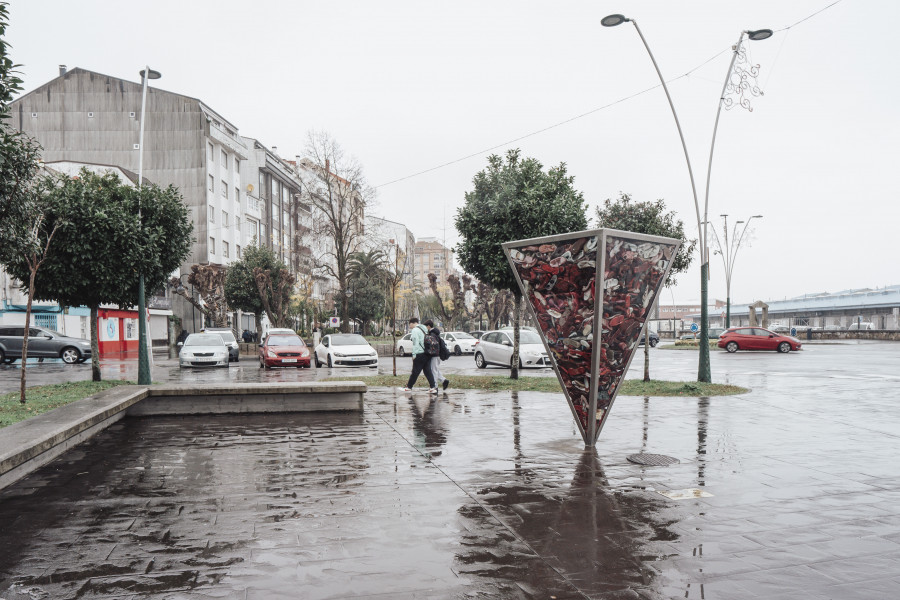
[
  {"xmin": 426, "ymin": 320, "xmax": 451, "ymax": 391},
  {"xmin": 403, "ymin": 317, "xmax": 437, "ymax": 393}
]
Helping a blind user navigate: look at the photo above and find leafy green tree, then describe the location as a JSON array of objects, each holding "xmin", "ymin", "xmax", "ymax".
[
  {"xmin": 0, "ymin": 1, "xmax": 43, "ymax": 266},
  {"xmin": 224, "ymin": 244, "xmax": 295, "ymax": 333},
  {"xmin": 456, "ymin": 149, "xmax": 588, "ymax": 379},
  {"xmin": 346, "ymin": 281, "xmax": 385, "ymax": 335},
  {"xmin": 5, "ymin": 170, "xmax": 193, "ymax": 381},
  {"xmin": 595, "ymin": 192, "xmax": 696, "ymax": 381}
]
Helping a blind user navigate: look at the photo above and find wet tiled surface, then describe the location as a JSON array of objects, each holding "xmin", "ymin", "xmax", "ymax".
[{"xmin": 1, "ymin": 342, "xmax": 900, "ymax": 598}]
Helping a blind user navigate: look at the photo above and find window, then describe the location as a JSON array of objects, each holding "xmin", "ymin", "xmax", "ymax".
[
  {"xmin": 235, "ymin": 159, "xmax": 240, "ymax": 174},
  {"xmin": 237, "ymin": 245, "xmax": 242, "ymax": 258},
  {"xmin": 209, "ymin": 206, "xmax": 215, "ymax": 224},
  {"xmin": 235, "ymin": 216, "xmax": 241, "ymax": 232},
  {"xmin": 434, "ymin": 253, "xmax": 441, "ymax": 260},
  {"xmin": 221, "ymin": 180, "xmax": 228, "ymax": 198},
  {"xmin": 222, "ymin": 211, "xmax": 229, "ymax": 227},
  {"xmin": 221, "ymin": 149, "xmax": 228, "ymax": 169},
  {"xmin": 207, "ymin": 142, "xmax": 214, "ymax": 164},
  {"xmin": 223, "ymin": 241, "xmax": 229, "ymax": 258},
  {"xmin": 283, "ymin": 210, "xmax": 289, "ymax": 226},
  {"xmin": 209, "ymin": 237, "xmax": 216, "ymax": 254},
  {"xmin": 235, "ymin": 187, "xmax": 240, "ymax": 205},
  {"xmin": 208, "ymin": 175, "xmax": 214, "ymax": 192}
]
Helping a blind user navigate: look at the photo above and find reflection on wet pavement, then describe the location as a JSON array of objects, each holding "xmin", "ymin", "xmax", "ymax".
[{"xmin": 1, "ymin": 343, "xmax": 900, "ymax": 598}]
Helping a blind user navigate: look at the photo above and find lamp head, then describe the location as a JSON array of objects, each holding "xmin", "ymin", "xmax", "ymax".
[
  {"xmin": 747, "ymin": 29, "xmax": 773, "ymax": 41},
  {"xmin": 752, "ymin": 214, "xmax": 764, "ymax": 218},
  {"xmin": 601, "ymin": 14, "xmax": 630, "ymax": 27},
  {"xmin": 139, "ymin": 69, "xmax": 162, "ymax": 80}
]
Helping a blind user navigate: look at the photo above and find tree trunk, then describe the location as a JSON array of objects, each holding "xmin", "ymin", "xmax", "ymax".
[
  {"xmin": 391, "ymin": 286, "xmax": 397, "ymax": 376},
  {"xmin": 510, "ymin": 293, "xmax": 521, "ymax": 381},
  {"xmin": 643, "ymin": 329, "xmax": 651, "ymax": 382},
  {"xmin": 19, "ymin": 270, "xmax": 37, "ymax": 404},
  {"xmin": 90, "ymin": 304, "xmax": 101, "ymax": 382}
]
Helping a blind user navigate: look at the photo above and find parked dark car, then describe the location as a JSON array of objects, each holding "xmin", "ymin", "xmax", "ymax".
[
  {"xmin": 0, "ymin": 326, "xmax": 92, "ymax": 364},
  {"xmin": 201, "ymin": 327, "xmax": 240, "ymax": 361},
  {"xmin": 717, "ymin": 327, "xmax": 802, "ymax": 353},
  {"xmin": 638, "ymin": 331, "xmax": 660, "ymax": 347}
]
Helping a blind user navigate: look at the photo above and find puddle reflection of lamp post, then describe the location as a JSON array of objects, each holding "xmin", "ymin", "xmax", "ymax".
[
  {"xmin": 708, "ymin": 214, "xmax": 763, "ymax": 328},
  {"xmin": 601, "ymin": 15, "xmax": 771, "ymax": 382},
  {"xmin": 137, "ymin": 66, "xmax": 161, "ymax": 385}
]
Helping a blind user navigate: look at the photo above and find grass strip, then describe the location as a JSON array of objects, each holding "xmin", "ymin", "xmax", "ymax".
[
  {"xmin": 662, "ymin": 340, "xmax": 722, "ymax": 351},
  {"xmin": 327, "ymin": 375, "xmax": 747, "ymax": 396},
  {"xmin": 0, "ymin": 380, "xmax": 135, "ymax": 428}
]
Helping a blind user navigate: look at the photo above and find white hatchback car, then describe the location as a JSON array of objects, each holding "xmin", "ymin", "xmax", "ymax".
[
  {"xmin": 441, "ymin": 331, "xmax": 476, "ymax": 355},
  {"xmin": 396, "ymin": 333, "xmax": 413, "ymax": 356},
  {"xmin": 314, "ymin": 333, "xmax": 379, "ymax": 368},
  {"xmin": 474, "ymin": 329, "xmax": 550, "ymax": 369},
  {"xmin": 178, "ymin": 333, "xmax": 230, "ymax": 368}
]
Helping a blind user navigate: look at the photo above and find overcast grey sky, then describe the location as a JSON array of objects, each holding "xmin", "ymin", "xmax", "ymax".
[{"xmin": 8, "ymin": 0, "xmax": 897, "ymax": 306}]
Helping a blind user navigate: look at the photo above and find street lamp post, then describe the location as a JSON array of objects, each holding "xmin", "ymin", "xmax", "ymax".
[
  {"xmin": 137, "ymin": 66, "xmax": 161, "ymax": 386},
  {"xmin": 708, "ymin": 214, "xmax": 763, "ymax": 328},
  {"xmin": 601, "ymin": 15, "xmax": 771, "ymax": 383}
]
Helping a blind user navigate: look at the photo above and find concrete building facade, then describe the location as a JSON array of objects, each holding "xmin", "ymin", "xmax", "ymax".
[{"xmin": 414, "ymin": 237, "xmax": 455, "ymax": 287}]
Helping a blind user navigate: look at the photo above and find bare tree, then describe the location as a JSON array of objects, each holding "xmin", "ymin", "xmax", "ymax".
[
  {"xmin": 427, "ymin": 273, "xmax": 477, "ymax": 330},
  {"xmin": 296, "ymin": 131, "xmax": 374, "ymax": 333},
  {"xmin": 170, "ymin": 264, "xmax": 228, "ymax": 328}
]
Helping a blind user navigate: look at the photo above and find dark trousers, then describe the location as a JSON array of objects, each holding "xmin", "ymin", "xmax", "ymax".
[{"xmin": 407, "ymin": 353, "xmax": 436, "ymax": 389}]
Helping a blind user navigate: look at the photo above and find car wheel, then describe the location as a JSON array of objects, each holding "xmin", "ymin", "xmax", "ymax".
[
  {"xmin": 0, "ymin": 348, "xmax": 5, "ymax": 363},
  {"xmin": 777, "ymin": 342, "xmax": 791, "ymax": 353},
  {"xmin": 399, "ymin": 347, "xmax": 406, "ymax": 357},
  {"xmin": 725, "ymin": 341, "xmax": 739, "ymax": 353},
  {"xmin": 314, "ymin": 354, "xmax": 321, "ymax": 368},
  {"xmin": 454, "ymin": 345, "xmax": 462, "ymax": 356},
  {"xmin": 650, "ymin": 338, "xmax": 659, "ymax": 348},
  {"xmin": 60, "ymin": 347, "xmax": 81, "ymax": 364},
  {"xmin": 327, "ymin": 355, "xmax": 333, "ymax": 368},
  {"xmin": 475, "ymin": 352, "xmax": 487, "ymax": 369}
]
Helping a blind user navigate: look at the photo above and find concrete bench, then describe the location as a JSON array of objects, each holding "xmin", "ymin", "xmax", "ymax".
[{"xmin": 0, "ymin": 381, "xmax": 366, "ymax": 492}]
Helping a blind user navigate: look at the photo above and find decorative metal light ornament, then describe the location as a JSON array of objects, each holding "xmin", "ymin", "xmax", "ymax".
[{"xmin": 504, "ymin": 229, "xmax": 681, "ymax": 447}]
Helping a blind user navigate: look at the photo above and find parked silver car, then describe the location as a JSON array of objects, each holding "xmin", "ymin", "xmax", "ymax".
[
  {"xmin": 474, "ymin": 329, "xmax": 550, "ymax": 369},
  {"xmin": 0, "ymin": 326, "xmax": 92, "ymax": 364},
  {"xmin": 201, "ymin": 327, "xmax": 240, "ymax": 361},
  {"xmin": 178, "ymin": 333, "xmax": 230, "ymax": 368}
]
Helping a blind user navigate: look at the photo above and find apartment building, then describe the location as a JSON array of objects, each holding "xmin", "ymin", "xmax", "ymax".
[{"xmin": 414, "ymin": 237, "xmax": 455, "ymax": 287}]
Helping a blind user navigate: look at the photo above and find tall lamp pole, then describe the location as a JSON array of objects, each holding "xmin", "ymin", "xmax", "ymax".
[
  {"xmin": 708, "ymin": 214, "xmax": 762, "ymax": 328},
  {"xmin": 137, "ymin": 66, "xmax": 161, "ymax": 386},
  {"xmin": 601, "ymin": 15, "xmax": 771, "ymax": 383}
]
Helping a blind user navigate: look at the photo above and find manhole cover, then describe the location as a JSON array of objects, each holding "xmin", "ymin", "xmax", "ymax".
[{"xmin": 627, "ymin": 453, "xmax": 680, "ymax": 466}]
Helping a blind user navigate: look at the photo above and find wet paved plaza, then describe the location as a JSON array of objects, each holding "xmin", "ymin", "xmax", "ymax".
[{"xmin": 1, "ymin": 342, "xmax": 900, "ymax": 598}]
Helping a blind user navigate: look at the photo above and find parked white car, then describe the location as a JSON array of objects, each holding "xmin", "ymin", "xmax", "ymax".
[
  {"xmin": 847, "ymin": 322, "xmax": 876, "ymax": 330},
  {"xmin": 396, "ymin": 333, "xmax": 413, "ymax": 356},
  {"xmin": 474, "ymin": 330, "xmax": 550, "ymax": 369},
  {"xmin": 314, "ymin": 333, "xmax": 379, "ymax": 368},
  {"xmin": 178, "ymin": 333, "xmax": 229, "ymax": 368},
  {"xmin": 441, "ymin": 331, "xmax": 476, "ymax": 355}
]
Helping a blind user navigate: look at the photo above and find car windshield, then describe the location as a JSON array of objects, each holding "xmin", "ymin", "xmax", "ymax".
[
  {"xmin": 268, "ymin": 335, "xmax": 305, "ymax": 347},
  {"xmin": 185, "ymin": 334, "xmax": 224, "ymax": 346},
  {"xmin": 207, "ymin": 331, "xmax": 235, "ymax": 342},
  {"xmin": 452, "ymin": 332, "xmax": 474, "ymax": 339},
  {"xmin": 331, "ymin": 334, "xmax": 368, "ymax": 346},
  {"xmin": 519, "ymin": 331, "xmax": 542, "ymax": 344}
]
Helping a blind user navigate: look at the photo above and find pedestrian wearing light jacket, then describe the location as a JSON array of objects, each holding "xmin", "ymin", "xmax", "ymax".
[{"xmin": 403, "ymin": 317, "xmax": 437, "ymax": 393}]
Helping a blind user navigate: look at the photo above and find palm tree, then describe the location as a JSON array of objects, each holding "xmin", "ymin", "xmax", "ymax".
[{"xmin": 347, "ymin": 249, "xmax": 387, "ymax": 285}]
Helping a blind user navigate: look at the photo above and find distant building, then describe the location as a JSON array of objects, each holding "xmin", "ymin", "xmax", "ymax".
[
  {"xmin": 9, "ymin": 66, "xmax": 306, "ymax": 328},
  {"xmin": 414, "ymin": 237, "xmax": 455, "ymax": 287},
  {"xmin": 365, "ymin": 216, "xmax": 416, "ymax": 288}
]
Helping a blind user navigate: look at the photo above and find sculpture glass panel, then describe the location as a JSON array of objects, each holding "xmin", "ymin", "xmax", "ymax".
[{"xmin": 504, "ymin": 229, "xmax": 680, "ymax": 446}]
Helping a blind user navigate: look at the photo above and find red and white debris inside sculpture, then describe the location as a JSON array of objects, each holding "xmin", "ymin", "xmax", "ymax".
[{"xmin": 503, "ymin": 229, "xmax": 680, "ymax": 446}]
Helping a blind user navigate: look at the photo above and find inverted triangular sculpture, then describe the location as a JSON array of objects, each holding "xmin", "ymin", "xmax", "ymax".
[{"xmin": 503, "ymin": 229, "xmax": 681, "ymax": 446}]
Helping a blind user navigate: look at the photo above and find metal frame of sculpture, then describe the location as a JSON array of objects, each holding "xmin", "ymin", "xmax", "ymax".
[{"xmin": 503, "ymin": 228, "xmax": 681, "ymax": 446}]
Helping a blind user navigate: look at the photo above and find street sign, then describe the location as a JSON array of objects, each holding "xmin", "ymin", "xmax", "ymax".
[
  {"xmin": 790, "ymin": 327, "xmax": 797, "ymax": 337},
  {"xmin": 690, "ymin": 323, "xmax": 698, "ymax": 332},
  {"xmin": 329, "ymin": 317, "xmax": 339, "ymax": 327}
]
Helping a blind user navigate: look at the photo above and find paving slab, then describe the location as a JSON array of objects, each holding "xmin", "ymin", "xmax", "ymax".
[{"xmin": 0, "ymin": 343, "xmax": 899, "ymax": 598}]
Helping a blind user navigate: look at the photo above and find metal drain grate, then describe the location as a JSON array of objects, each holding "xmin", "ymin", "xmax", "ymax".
[{"xmin": 627, "ymin": 453, "xmax": 680, "ymax": 466}]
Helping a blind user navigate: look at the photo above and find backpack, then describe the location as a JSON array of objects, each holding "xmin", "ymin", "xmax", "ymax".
[
  {"xmin": 438, "ymin": 336, "xmax": 450, "ymax": 361},
  {"xmin": 424, "ymin": 332, "xmax": 441, "ymax": 356}
]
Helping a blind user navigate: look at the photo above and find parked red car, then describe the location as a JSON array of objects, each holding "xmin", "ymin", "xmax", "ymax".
[
  {"xmin": 258, "ymin": 334, "xmax": 311, "ymax": 368},
  {"xmin": 717, "ymin": 327, "xmax": 802, "ymax": 353}
]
